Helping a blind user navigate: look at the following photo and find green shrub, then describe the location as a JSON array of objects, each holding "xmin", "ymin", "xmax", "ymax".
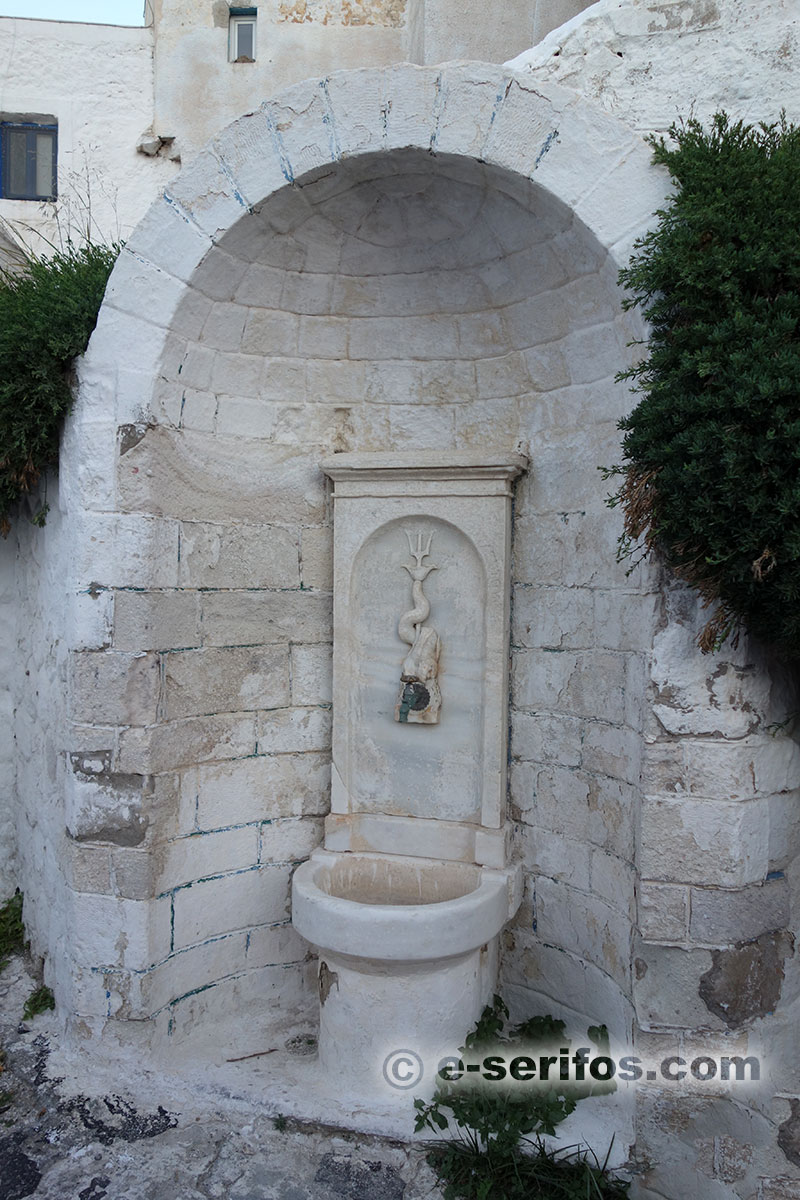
[
  {"xmin": 414, "ymin": 996, "xmax": 628, "ymax": 1199},
  {"xmin": 608, "ymin": 112, "xmax": 800, "ymax": 654},
  {"xmin": 23, "ymin": 985, "xmax": 55, "ymax": 1021},
  {"xmin": 0, "ymin": 891, "xmax": 24, "ymax": 972},
  {"xmin": 0, "ymin": 239, "xmax": 119, "ymax": 535}
]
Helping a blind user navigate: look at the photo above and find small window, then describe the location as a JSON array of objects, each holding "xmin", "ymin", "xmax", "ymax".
[
  {"xmin": 229, "ymin": 8, "xmax": 257, "ymax": 62},
  {"xmin": 0, "ymin": 120, "xmax": 57, "ymax": 201}
]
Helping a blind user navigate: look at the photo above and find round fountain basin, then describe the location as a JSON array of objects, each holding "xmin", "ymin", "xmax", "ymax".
[{"xmin": 291, "ymin": 850, "xmax": 511, "ymax": 962}]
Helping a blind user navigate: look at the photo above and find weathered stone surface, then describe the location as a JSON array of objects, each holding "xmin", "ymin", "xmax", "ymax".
[
  {"xmin": 257, "ymin": 705, "xmax": 331, "ymax": 754},
  {"xmin": 778, "ymin": 1100, "xmax": 800, "ymax": 1170},
  {"xmin": 641, "ymin": 795, "xmax": 770, "ymax": 887},
  {"xmin": 117, "ymin": 715, "xmax": 257, "ymax": 774},
  {"xmin": 177, "ymin": 522, "xmax": 300, "ymax": 589},
  {"xmin": 163, "ymin": 646, "xmax": 291, "ymax": 719},
  {"xmin": 639, "ymin": 881, "xmax": 688, "ymax": 943},
  {"xmin": 200, "ymin": 591, "xmax": 332, "ymax": 647},
  {"xmin": 172, "ymin": 863, "xmax": 293, "ymax": 948},
  {"xmin": 699, "ymin": 931, "xmax": 795, "ymax": 1028},
  {"xmin": 70, "ymin": 651, "xmax": 160, "ymax": 726},
  {"xmin": 114, "ymin": 591, "xmax": 201, "ymax": 652},
  {"xmin": 690, "ymin": 877, "xmax": 790, "ymax": 946},
  {"xmin": 182, "ymin": 752, "xmax": 331, "ymax": 832},
  {"xmin": 117, "ymin": 426, "xmax": 326, "ymax": 523}
]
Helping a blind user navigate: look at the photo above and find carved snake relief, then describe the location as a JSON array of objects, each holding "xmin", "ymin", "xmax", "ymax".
[
  {"xmin": 398, "ymin": 576, "xmax": 432, "ymax": 645},
  {"xmin": 395, "ymin": 531, "xmax": 442, "ymax": 724}
]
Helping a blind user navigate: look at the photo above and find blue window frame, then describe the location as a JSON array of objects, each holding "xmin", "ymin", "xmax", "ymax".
[{"xmin": 0, "ymin": 122, "xmax": 57, "ymax": 201}]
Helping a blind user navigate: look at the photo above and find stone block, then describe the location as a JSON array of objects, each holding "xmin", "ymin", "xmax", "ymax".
[
  {"xmin": 512, "ymin": 649, "xmax": 627, "ymax": 724},
  {"xmin": 639, "ymin": 882, "xmax": 689, "ymax": 943},
  {"xmin": 124, "ymin": 193, "xmax": 211, "ymax": 285},
  {"xmin": 209, "ymin": 351, "xmax": 264, "ymax": 397},
  {"xmin": 260, "ymin": 816, "xmax": 324, "ymax": 863},
  {"xmin": 641, "ymin": 796, "xmax": 770, "ymax": 887},
  {"xmin": 240, "ymin": 308, "xmax": 299, "ymax": 356},
  {"xmin": 245, "ymin": 921, "xmax": 307, "ymax": 969},
  {"xmin": 163, "ymin": 645, "xmax": 290, "ymax": 719},
  {"xmin": 212, "ymin": 106, "xmax": 294, "ymax": 212},
  {"xmin": 257, "ymin": 706, "xmax": 331, "ymax": 754},
  {"xmin": 686, "ymin": 737, "xmax": 800, "ymax": 800},
  {"xmin": 199, "ymin": 301, "xmax": 248, "ymax": 352},
  {"xmin": 117, "ymin": 714, "xmax": 257, "ymax": 774},
  {"xmin": 113, "ymin": 590, "xmax": 201, "ymax": 652},
  {"xmin": 144, "ymin": 931, "xmax": 248, "ymax": 1012},
  {"xmin": 454, "ymin": 397, "xmax": 521, "ymax": 450},
  {"xmin": 519, "ymin": 826, "xmax": 591, "ymax": 884},
  {"xmin": 590, "ymin": 848, "xmax": 636, "ymax": 919},
  {"xmin": 118, "ymin": 428, "xmax": 326, "ymax": 524},
  {"xmin": 178, "ymin": 343, "xmax": 215, "ymax": 389},
  {"xmin": 165, "ymin": 148, "xmax": 250, "ymax": 240},
  {"xmin": 233, "ymin": 261, "xmax": 285, "ymax": 308},
  {"xmin": 161, "ymin": 826, "xmax": 259, "ymax": 890},
  {"xmin": 564, "ymin": 320, "xmax": 626, "ymax": 385},
  {"xmin": 107, "ymin": 839, "xmax": 157, "ymax": 900},
  {"xmin": 433, "ymin": 62, "xmax": 502, "ymax": 159},
  {"xmin": 290, "ymin": 644, "xmax": 332, "ymax": 705},
  {"xmin": 172, "ymin": 863, "xmax": 293, "ymax": 949},
  {"xmin": 510, "ymin": 710, "xmax": 583, "ymax": 768},
  {"xmin": 71, "ymin": 513, "xmax": 180, "ymax": 590},
  {"xmin": 69, "ymin": 650, "xmax": 160, "ymax": 726},
  {"xmin": 520, "ymin": 342, "xmax": 570, "ymax": 392},
  {"xmin": 594, "ymin": 590, "xmax": 660, "ymax": 653},
  {"xmin": 200, "ymin": 591, "xmax": 332, "ymax": 646},
  {"xmin": 511, "ymin": 761, "xmax": 634, "ymax": 856},
  {"xmin": 633, "ymin": 941, "xmax": 721, "ymax": 1031},
  {"xmin": 260, "ymin": 356, "xmax": 306, "ymax": 400},
  {"xmin": 262, "ymin": 78, "xmax": 334, "ymax": 183},
  {"xmin": 387, "ymin": 403, "xmax": 457, "ymax": 448},
  {"xmin": 305, "ymin": 358, "xmax": 367, "ymax": 404},
  {"xmin": 188, "ymin": 752, "xmax": 331, "ymax": 831},
  {"xmin": 171, "ymin": 289, "xmax": 213, "ymax": 341},
  {"xmin": 61, "ymin": 840, "xmax": 112, "ymax": 895},
  {"xmin": 534, "ymin": 875, "xmax": 632, "ymax": 988},
  {"xmin": 382, "ymin": 64, "xmax": 441, "ymax": 152},
  {"xmin": 475, "ymin": 352, "xmax": 531, "ymax": 401},
  {"xmin": 298, "ymin": 314, "xmax": 349, "ymax": 359},
  {"xmin": 65, "ymin": 769, "xmax": 151, "ymax": 849},
  {"xmin": 689, "ymin": 877, "xmax": 791, "ymax": 946},
  {"xmin": 69, "ymin": 589, "xmax": 113, "ymax": 651},
  {"xmin": 512, "ymin": 585, "xmax": 594, "ymax": 650},
  {"xmin": 640, "ymin": 741, "xmax": 687, "ymax": 795},
  {"xmin": 580, "ymin": 722, "xmax": 642, "ymax": 788},
  {"xmin": 212, "ymin": 395, "xmax": 275, "ymax": 439},
  {"xmin": 364, "ymin": 359, "xmax": 476, "ymax": 406},
  {"xmin": 178, "ymin": 522, "xmax": 300, "ymax": 589},
  {"xmin": 300, "ymin": 526, "xmax": 332, "ymax": 591},
  {"xmin": 70, "ymin": 893, "xmax": 161, "ymax": 971}
]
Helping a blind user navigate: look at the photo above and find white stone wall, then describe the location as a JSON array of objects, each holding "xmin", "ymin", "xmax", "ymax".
[
  {"xmin": 151, "ymin": 0, "xmax": 590, "ymax": 161},
  {"xmin": 0, "ymin": 17, "xmax": 175, "ymax": 256},
  {"xmin": 508, "ymin": 0, "xmax": 800, "ymax": 133}
]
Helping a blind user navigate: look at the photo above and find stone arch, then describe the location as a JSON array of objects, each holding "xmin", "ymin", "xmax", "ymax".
[{"xmin": 56, "ymin": 64, "xmax": 675, "ymax": 1087}]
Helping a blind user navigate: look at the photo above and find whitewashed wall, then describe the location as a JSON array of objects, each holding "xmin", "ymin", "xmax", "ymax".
[{"xmin": 0, "ymin": 16, "xmax": 174, "ymax": 255}]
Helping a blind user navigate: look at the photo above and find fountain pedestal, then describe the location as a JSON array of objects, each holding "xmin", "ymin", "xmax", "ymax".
[{"xmin": 291, "ymin": 453, "xmax": 527, "ymax": 1099}]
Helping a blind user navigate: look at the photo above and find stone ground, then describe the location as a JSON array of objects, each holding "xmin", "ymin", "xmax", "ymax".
[{"xmin": 0, "ymin": 955, "xmax": 443, "ymax": 1200}]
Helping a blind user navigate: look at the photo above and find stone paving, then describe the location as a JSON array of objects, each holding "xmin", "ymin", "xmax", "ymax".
[{"xmin": 0, "ymin": 955, "xmax": 442, "ymax": 1200}]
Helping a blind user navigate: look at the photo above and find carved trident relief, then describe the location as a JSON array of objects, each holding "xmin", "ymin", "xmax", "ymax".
[{"xmin": 394, "ymin": 530, "xmax": 442, "ymax": 724}]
